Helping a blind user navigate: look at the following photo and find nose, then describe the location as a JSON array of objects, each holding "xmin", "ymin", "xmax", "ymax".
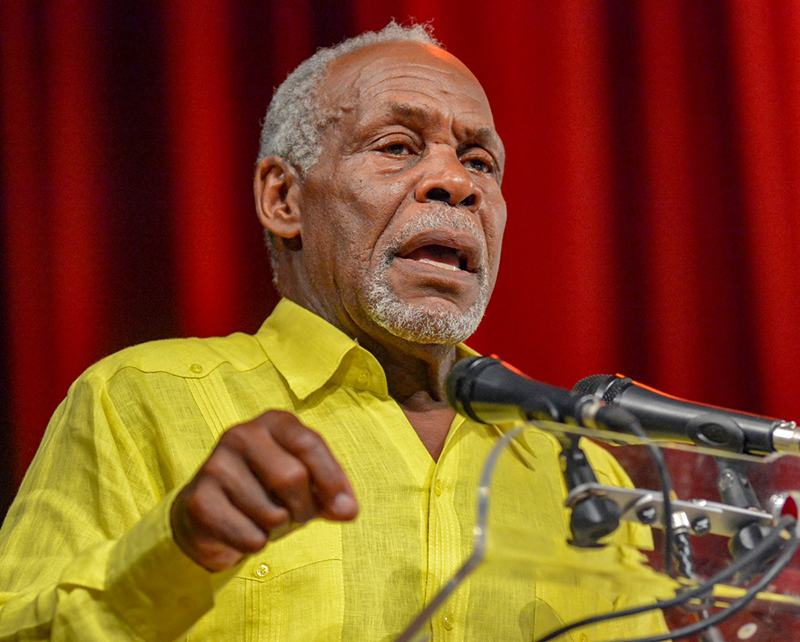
[{"xmin": 414, "ymin": 147, "xmax": 481, "ymax": 210}]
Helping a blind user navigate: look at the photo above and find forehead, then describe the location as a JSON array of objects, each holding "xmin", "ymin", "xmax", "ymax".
[{"xmin": 319, "ymin": 41, "xmax": 502, "ymax": 149}]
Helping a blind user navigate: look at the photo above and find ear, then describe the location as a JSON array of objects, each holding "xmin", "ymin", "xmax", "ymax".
[{"xmin": 254, "ymin": 156, "xmax": 303, "ymax": 240}]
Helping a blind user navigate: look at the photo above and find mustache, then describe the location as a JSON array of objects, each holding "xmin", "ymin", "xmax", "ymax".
[{"xmin": 380, "ymin": 208, "xmax": 487, "ymax": 271}]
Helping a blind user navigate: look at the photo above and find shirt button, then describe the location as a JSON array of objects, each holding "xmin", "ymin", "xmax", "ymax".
[
  {"xmin": 442, "ymin": 615, "xmax": 455, "ymax": 630},
  {"xmin": 356, "ymin": 371, "xmax": 368, "ymax": 384},
  {"xmin": 255, "ymin": 563, "xmax": 269, "ymax": 577},
  {"xmin": 434, "ymin": 479, "xmax": 443, "ymax": 496},
  {"xmin": 579, "ymin": 634, "xmax": 589, "ymax": 642},
  {"xmin": 189, "ymin": 363, "xmax": 203, "ymax": 374}
]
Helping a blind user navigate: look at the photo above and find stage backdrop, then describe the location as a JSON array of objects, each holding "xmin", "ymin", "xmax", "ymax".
[{"xmin": 2, "ymin": 0, "xmax": 800, "ymax": 560}]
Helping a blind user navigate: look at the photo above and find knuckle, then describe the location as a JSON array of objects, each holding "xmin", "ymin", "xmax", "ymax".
[
  {"xmin": 182, "ymin": 491, "xmax": 214, "ymax": 527},
  {"xmin": 218, "ymin": 425, "xmax": 250, "ymax": 451},
  {"xmin": 274, "ymin": 462, "xmax": 309, "ymax": 490},
  {"xmin": 240, "ymin": 531, "xmax": 269, "ymax": 553},
  {"xmin": 264, "ymin": 409, "xmax": 295, "ymax": 422},
  {"xmin": 260, "ymin": 409, "xmax": 297, "ymax": 431},
  {"xmin": 261, "ymin": 509, "xmax": 290, "ymax": 530},
  {"xmin": 201, "ymin": 452, "xmax": 233, "ymax": 482},
  {"xmin": 291, "ymin": 430, "xmax": 325, "ymax": 456}
]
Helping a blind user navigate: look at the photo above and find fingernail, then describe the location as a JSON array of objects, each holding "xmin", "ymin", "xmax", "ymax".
[{"xmin": 332, "ymin": 492, "xmax": 358, "ymax": 516}]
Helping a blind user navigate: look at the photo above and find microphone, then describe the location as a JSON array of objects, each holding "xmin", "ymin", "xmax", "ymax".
[
  {"xmin": 573, "ymin": 374, "xmax": 800, "ymax": 457},
  {"xmin": 446, "ymin": 356, "xmax": 626, "ymax": 546},
  {"xmin": 445, "ymin": 356, "xmax": 633, "ymax": 431}
]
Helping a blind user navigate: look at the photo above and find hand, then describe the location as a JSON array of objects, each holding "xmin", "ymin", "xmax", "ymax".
[{"xmin": 170, "ymin": 410, "xmax": 358, "ymax": 572}]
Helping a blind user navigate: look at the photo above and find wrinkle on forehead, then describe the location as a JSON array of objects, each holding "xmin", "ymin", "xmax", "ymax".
[
  {"xmin": 350, "ymin": 66, "xmax": 485, "ymax": 112},
  {"xmin": 389, "ymin": 102, "xmax": 501, "ymax": 144},
  {"xmin": 314, "ymin": 40, "xmax": 504, "ymax": 170}
]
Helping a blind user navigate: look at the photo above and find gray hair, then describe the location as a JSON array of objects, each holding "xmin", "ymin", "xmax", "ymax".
[
  {"xmin": 257, "ymin": 21, "xmax": 441, "ymax": 284},
  {"xmin": 257, "ymin": 20, "xmax": 440, "ymax": 172}
]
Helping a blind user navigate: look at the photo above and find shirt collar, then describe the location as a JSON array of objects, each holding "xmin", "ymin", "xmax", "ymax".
[
  {"xmin": 254, "ymin": 299, "xmax": 362, "ymax": 400},
  {"xmin": 255, "ymin": 298, "xmax": 480, "ymax": 401}
]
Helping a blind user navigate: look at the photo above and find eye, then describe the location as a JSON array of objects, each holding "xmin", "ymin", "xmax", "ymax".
[
  {"xmin": 383, "ymin": 142, "xmax": 412, "ymax": 155},
  {"xmin": 373, "ymin": 134, "xmax": 419, "ymax": 157},
  {"xmin": 462, "ymin": 152, "xmax": 495, "ymax": 174},
  {"xmin": 464, "ymin": 158, "xmax": 490, "ymax": 172}
]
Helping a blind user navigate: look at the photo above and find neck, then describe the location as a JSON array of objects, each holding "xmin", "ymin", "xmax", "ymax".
[
  {"xmin": 282, "ymin": 289, "xmax": 463, "ymax": 460},
  {"xmin": 279, "ymin": 281, "xmax": 462, "ymax": 402},
  {"xmin": 356, "ymin": 333, "xmax": 458, "ymax": 404},
  {"xmin": 355, "ymin": 334, "xmax": 458, "ymax": 462}
]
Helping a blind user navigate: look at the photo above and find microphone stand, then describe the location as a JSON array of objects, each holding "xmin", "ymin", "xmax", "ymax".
[
  {"xmin": 677, "ymin": 459, "xmax": 773, "ymax": 642},
  {"xmin": 555, "ymin": 434, "xmax": 733, "ymax": 641},
  {"xmin": 558, "ymin": 433, "xmax": 622, "ymax": 548},
  {"xmin": 715, "ymin": 458, "xmax": 777, "ymax": 582}
]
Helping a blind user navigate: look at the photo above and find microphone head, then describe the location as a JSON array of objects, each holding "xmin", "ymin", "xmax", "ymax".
[
  {"xmin": 448, "ymin": 356, "xmax": 603, "ymax": 426},
  {"xmin": 572, "ymin": 374, "xmax": 611, "ymax": 396},
  {"xmin": 573, "ymin": 374, "xmax": 632, "ymax": 404},
  {"xmin": 445, "ymin": 356, "xmax": 497, "ymax": 421}
]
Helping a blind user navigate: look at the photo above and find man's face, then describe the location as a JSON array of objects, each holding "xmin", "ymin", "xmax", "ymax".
[{"xmin": 296, "ymin": 41, "xmax": 506, "ymax": 346}]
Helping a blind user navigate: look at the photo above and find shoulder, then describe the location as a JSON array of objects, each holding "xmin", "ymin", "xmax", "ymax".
[{"xmin": 82, "ymin": 332, "xmax": 270, "ymax": 385}]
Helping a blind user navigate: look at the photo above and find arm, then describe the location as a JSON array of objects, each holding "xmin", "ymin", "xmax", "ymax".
[{"xmin": 0, "ymin": 370, "xmax": 356, "ymax": 641}]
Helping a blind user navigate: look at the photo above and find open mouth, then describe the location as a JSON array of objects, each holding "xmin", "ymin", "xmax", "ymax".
[
  {"xmin": 393, "ymin": 230, "xmax": 482, "ymax": 275},
  {"xmin": 399, "ymin": 244, "xmax": 468, "ymax": 272}
]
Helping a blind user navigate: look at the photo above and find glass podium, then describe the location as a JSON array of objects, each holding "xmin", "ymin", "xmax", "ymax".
[{"xmin": 394, "ymin": 421, "xmax": 800, "ymax": 642}]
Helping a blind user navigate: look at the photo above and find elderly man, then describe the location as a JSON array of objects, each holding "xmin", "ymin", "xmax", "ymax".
[{"xmin": 0, "ymin": 23, "xmax": 665, "ymax": 641}]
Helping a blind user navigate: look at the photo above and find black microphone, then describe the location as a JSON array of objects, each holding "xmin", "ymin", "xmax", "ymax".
[
  {"xmin": 446, "ymin": 356, "xmax": 633, "ymax": 431},
  {"xmin": 446, "ymin": 356, "xmax": 627, "ymax": 547},
  {"xmin": 573, "ymin": 374, "xmax": 800, "ymax": 457}
]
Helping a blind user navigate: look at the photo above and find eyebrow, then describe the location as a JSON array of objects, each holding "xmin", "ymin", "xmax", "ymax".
[
  {"xmin": 389, "ymin": 102, "xmax": 428, "ymax": 121},
  {"xmin": 386, "ymin": 102, "xmax": 504, "ymax": 154}
]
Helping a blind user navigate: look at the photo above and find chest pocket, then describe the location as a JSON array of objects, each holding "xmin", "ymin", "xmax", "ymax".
[
  {"xmin": 528, "ymin": 584, "xmax": 614, "ymax": 642},
  {"xmin": 186, "ymin": 520, "xmax": 344, "ymax": 642},
  {"xmin": 530, "ymin": 579, "xmax": 665, "ymax": 641}
]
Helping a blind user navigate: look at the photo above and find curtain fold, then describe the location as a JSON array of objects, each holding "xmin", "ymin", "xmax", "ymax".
[
  {"xmin": 165, "ymin": 0, "xmax": 241, "ymax": 337},
  {"xmin": 730, "ymin": 1, "xmax": 800, "ymax": 417}
]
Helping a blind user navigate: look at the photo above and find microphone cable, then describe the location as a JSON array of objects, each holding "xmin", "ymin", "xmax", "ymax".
[
  {"xmin": 447, "ymin": 356, "xmax": 679, "ymax": 576},
  {"xmin": 620, "ymin": 418, "xmax": 675, "ymax": 578},
  {"xmin": 578, "ymin": 396, "xmax": 677, "ymax": 579},
  {"xmin": 533, "ymin": 514, "xmax": 798, "ymax": 642}
]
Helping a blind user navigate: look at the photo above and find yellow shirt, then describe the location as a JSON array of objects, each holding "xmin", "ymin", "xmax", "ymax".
[{"xmin": 0, "ymin": 299, "xmax": 667, "ymax": 641}]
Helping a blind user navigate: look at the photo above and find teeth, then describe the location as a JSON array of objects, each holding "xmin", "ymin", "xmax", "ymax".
[{"xmin": 418, "ymin": 258, "xmax": 460, "ymax": 271}]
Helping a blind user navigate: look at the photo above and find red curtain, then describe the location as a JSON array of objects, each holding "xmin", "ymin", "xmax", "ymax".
[{"xmin": 3, "ymin": 0, "xmax": 800, "ymax": 588}]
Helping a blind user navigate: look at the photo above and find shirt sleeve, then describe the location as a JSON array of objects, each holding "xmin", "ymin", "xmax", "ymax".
[{"xmin": 0, "ymin": 369, "xmax": 237, "ymax": 642}]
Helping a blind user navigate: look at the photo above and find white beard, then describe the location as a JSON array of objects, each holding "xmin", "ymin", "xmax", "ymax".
[{"xmin": 363, "ymin": 210, "xmax": 491, "ymax": 345}]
